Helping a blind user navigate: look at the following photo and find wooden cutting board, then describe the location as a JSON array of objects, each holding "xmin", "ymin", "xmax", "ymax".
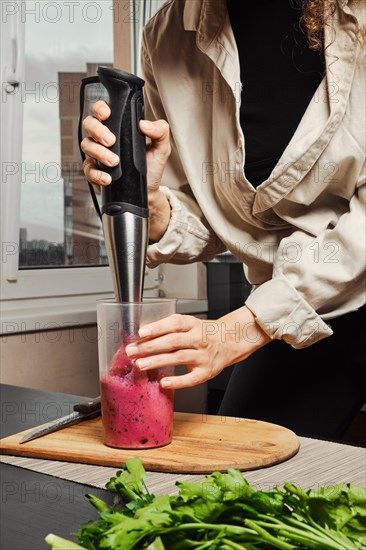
[{"xmin": 0, "ymin": 412, "xmax": 300, "ymax": 474}]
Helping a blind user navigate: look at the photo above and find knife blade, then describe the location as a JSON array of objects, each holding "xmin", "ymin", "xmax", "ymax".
[{"xmin": 19, "ymin": 396, "xmax": 101, "ymax": 444}]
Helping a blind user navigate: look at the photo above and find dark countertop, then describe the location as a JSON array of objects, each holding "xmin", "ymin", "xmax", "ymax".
[{"xmin": 0, "ymin": 384, "xmax": 112, "ymax": 550}]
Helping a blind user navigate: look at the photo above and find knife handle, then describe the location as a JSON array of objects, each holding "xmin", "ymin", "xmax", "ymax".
[{"xmin": 73, "ymin": 396, "xmax": 101, "ymax": 414}]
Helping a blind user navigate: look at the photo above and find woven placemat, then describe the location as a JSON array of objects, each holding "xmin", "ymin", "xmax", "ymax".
[{"xmin": 1, "ymin": 437, "xmax": 365, "ymax": 495}]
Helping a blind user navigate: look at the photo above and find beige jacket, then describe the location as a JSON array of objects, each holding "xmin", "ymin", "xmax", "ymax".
[{"xmin": 142, "ymin": 0, "xmax": 366, "ymax": 348}]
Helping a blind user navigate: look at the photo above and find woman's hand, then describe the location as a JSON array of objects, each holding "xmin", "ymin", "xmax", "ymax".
[
  {"xmin": 80, "ymin": 100, "xmax": 171, "ymax": 241},
  {"xmin": 125, "ymin": 306, "xmax": 271, "ymax": 389}
]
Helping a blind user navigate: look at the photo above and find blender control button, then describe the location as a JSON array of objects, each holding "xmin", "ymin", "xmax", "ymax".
[{"xmin": 105, "ymin": 204, "xmax": 122, "ymax": 215}]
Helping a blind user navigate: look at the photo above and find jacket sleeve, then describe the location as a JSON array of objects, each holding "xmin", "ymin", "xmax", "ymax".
[
  {"xmin": 140, "ymin": 33, "xmax": 227, "ymax": 269},
  {"xmin": 245, "ymin": 170, "xmax": 366, "ymax": 348}
]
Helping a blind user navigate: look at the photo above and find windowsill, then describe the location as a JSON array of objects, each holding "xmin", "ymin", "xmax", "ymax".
[{"xmin": 0, "ymin": 295, "xmax": 208, "ymax": 333}]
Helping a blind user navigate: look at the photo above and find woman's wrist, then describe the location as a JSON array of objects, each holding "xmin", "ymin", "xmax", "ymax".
[
  {"xmin": 218, "ymin": 305, "xmax": 271, "ymax": 366},
  {"xmin": 148, "ymin": 188, "xmax": 171, "ymax": 243}
]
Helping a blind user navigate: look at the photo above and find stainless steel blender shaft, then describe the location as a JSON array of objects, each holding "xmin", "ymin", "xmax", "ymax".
[{"xmin": 102, "ymin": 210, "xmax": 149, "ymax": 303}]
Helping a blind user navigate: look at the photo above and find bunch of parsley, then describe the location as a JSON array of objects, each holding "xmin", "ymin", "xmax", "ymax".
[{"xmin": 45, "ymin": 457, "xmax": 366, "ymax": 549}]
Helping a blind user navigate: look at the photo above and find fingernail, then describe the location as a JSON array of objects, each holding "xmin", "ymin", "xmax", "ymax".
[
  {"xmin": 106, "ymin": 152, "xmax": 119, "ymax": 166},
  {"xmin": 140, "ymin": 120, "xmax": 153, "ymax": 131},
  {"xmin": 103, "ymin": 131, "xmax": 115, "ymax": 146},
  {"xmin": 137, "ymin": 359, "xmax": 151, "ymax": 369},
  {"xmin": 139, "ymin": 327, "xmax": 151, "ymax": 338},
  {"xmin": 161, "ymin": 379, "xmax": 172, "ymax": 388},
  {"xmin": 126, "ymin": 345, "xmax": 138, "ymax": 357},
  {"xmin": 99, "ymin": 107, "xmax": 110, "ymax": 118},
  {"xmin": 100, "ymin": 173, "xmax": 111, "ymax": 184}
]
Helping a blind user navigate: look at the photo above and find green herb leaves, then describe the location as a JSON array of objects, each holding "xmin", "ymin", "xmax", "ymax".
[{"xmin": 45, "ymin": 458, "xmax": 366, "ymax": 550}]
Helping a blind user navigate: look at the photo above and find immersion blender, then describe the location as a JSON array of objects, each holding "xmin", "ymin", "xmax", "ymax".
[{"xmin": 78, "ymin": 67, "xmax": 149, "ymax": 320}]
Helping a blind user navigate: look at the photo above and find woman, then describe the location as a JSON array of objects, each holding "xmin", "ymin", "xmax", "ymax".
[{"xmin": 81, "ymin": 0, "xmax": 365, "ymax": 439}]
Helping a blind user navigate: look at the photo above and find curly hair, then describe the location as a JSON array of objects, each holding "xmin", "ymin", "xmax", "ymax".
[{"xmin": 302, "ymin": 0, "xmax": 366, "ymax": 49}]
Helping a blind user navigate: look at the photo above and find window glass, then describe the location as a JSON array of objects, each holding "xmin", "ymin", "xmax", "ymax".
[{"xmin": 19, "ymin": 0, "xmax": 113, "ymax": 268}]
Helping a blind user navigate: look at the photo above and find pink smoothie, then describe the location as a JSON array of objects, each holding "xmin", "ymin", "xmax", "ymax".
[{"xmin": 100, "ymin": 346, "xmax": 174, "ymax": 449}]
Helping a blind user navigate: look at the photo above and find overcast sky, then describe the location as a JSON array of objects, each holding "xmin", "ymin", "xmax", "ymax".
[{"xmin": 20, "ymin": 0, "xmax": 114, "ymax": 241}]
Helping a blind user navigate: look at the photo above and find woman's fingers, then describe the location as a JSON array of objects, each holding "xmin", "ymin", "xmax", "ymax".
[
  {"xmin": 125, "ymin": 315, "xmax": 196, "ymax": 357},
  {"xmin": 137, "ymin": 314, "xmax": 196, "ymax": 340},
  {"xmin": 126, "ymin": 330, "xmax": 194, "ymax": 359},
  {"xmin": 139, "ymin": 119, "xmax": 171, "ymax": 154},
  {"xmin": 136, "ymin": 350, "xmax": 211, "ymax": 390},
  {"xmin": 82, "ymin": 157, "xmax": 111, "ymax": 185},
  {"xmin": 81, "ymin": 100, "xmax": 117, "ymax": 186},
  {"xmin": 82, "ymin": 115, "xmax": 115, "ymax": 147},
  {"xmin": 160, "ymin": 369, "xmax": 208, "ymax": 390},
  {"xmin": 139, "ymin": 119, "xmax": 171, "ymax": 191},
  {"xmin": 124, "ymin": 313, "xmax": 220, "ymax": 390},
  {"xmin": 81, "ymin": 114, "xmax": 170, "ymax": 191},
  {"xmin": 91, "ymin": 100, "xmax": 111, "ymax": 121},
  {"xmin": 136, "ymin": 349, "xmax": 198, "ymax": 371},
  {"xmin": 81, "ymin": 136, "xmax": 119, "ymax": 168}
]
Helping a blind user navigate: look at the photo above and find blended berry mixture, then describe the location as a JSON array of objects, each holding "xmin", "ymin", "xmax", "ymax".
[{"xmin": 100, "ymin": 346, "xmax": 174, "ymax": 449}]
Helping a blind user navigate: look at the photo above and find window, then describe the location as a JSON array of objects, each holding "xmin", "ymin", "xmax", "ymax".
[
  {"xmin": 17, "ymin": 0, "xmax": 113, "ymax": 268},
  {"xmin": 1, "ymin": 1, "xmax": 163, "ymax": 325}
]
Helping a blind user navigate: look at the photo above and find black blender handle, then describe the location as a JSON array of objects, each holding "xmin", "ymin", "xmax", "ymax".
[{"xmin": 97, "ymin": 66, "xmax": 148, "ymax": 210}]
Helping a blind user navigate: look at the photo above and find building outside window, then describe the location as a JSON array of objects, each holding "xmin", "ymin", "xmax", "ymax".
[{"xmin": 17, "ymin": 3, "xmax": 114, "ymax": 268}]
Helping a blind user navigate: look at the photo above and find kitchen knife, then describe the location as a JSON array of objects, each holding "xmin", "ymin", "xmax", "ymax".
[{"xmin": 19, "ymin": 396, "xmax": 101, "ymax": 444}]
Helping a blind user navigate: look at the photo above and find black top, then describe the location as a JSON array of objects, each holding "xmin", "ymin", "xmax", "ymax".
[{"xmin": 226, "ymin": 0, "xmax": 325, "ymax": 187}]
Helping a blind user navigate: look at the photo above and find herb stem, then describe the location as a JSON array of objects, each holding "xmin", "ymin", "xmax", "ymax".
[
  {"xmin": 244, "ymin": 519, "xmax": 295, "ymax": 550},
  {"xmin": 221, "ymin": 538, "xmax": 251, "ymax": 549},
  {"xmin": 284, "ymin": 517, "xmax": 358, "ymax": 550},
  {"xmin": 303, "ymin": 516, "xmax": 359, "ymax": 550},
  {"xmin": 253, "ymin": 518, "xmax": 358, "ymax": 550},
  {"xmin": 157, "ymin": 522, "xmax": 256, "ymax": 537}
]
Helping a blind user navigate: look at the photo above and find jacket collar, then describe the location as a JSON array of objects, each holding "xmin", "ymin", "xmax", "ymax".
[
  {"xmin": 183, "ymin": 0, "xmax": 227, "ymax": 51},
  {"xmin": 183, "ymin": 0, "xmax": 238, "ymax": 92},
  {"xmin": 183, "ymin": 0, "xmax": 201, "ymax": 31}
]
